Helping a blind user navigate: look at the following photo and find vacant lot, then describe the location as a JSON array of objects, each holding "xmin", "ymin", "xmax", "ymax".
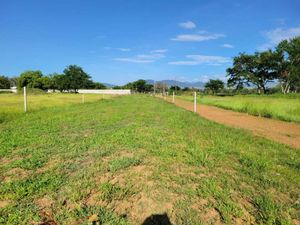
[
  {"xmin": 0, "ymin": 95, "xmax": 299, "ymax": 224},
  {"xmin": 179, "ymin": 94, "xmax": 300, "ymax": 123},
  {"xmin": 0, "ymin": 93, "xmax": 110, "ymax": 123}
]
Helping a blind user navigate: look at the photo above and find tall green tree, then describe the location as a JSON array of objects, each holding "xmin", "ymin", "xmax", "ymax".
[
  {"xmin": 227, "ymin": 51, "xmax": 278, "ymax": 94},
  {"xmin": 123, "ymin": 79, "xmax": 150, "ymax": 93},
  {"xmin": 51, "ymin": 73, "xmax": 69, "ymax": 92},
  {"xmin": 276, "ymin": 37, "xmax": 300, "ymax": 93},
  {"xmin": 17, "ymin": 70, "xmax": 44, "ymax": 89},
  {"xmin": 133, "ymin": 79, "xmax": 147, "ymax": 92},
  {"xmin": 204, "ymin": 79, "xmax": 224, "ymax": 94},
  {"xmin": 63, "ymin": 65, "xmax": 91, "ymax": 92},
  {"xmin": 0, "ymin": 76, "xmax": 11, "ymax": 89},
  {"xmin": 169, "ymin": 86, "xmax": 181, "ymax": 91}
]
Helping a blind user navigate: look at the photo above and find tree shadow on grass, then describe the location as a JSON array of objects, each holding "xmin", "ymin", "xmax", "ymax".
[{"xmin": 141, "ymin": 213, "xmax": 172, "ymax": 225}]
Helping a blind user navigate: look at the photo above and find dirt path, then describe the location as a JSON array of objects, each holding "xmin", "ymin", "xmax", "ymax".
[{"xmin": 162, "ymin": 97, "xmax": 300, "ymax": 149}]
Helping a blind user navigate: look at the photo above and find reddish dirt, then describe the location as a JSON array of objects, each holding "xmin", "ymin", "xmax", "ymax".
[
  {"xmin": 164, "ymin": 97, "xmax": 300, "ymax": 149},
  {"xmin": 0, "ymin": 200, "xmax": 10, "ymax": 208}
]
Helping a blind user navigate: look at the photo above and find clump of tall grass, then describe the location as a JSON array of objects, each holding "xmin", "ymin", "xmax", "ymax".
[{"xmin": 180, "ymin": 94, "xmax": 300, "ymax": 123}]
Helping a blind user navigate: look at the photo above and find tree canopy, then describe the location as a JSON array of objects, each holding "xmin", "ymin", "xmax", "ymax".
[
  {"xmin": 204, "ymin": 79, "xmax": 224, "ymax": 94},
  {"xmin": 119, "ymin": 79, "xmax": 153, "ymax": 93},
  {"xmin": 15, "ymin": 65, "xmax": 107, "ymax": 92},
  {"xmin": 276, "ymin": 37, "xmax": 300, "ymax": 93},
  {"xmin": 169, "ymin": 86, "xmax": 181, "ymax": 91},
  {"xmin": 63, "ymin": 65, "xmax": 92, "ymax": 92},
  {"xmin": 17, "ymin": 70, "xmax": 45, "ymax": 90},
  {"xmin": 227, "ymin": 37, "xmax": 300, "ymax": 94},
  {"xmin": 226, "ymin": 51, "xmax": 279, "ymax": 93},
  {"xmin": 0, "ymin": 76, "xmax": 11, "ymax": 89}
]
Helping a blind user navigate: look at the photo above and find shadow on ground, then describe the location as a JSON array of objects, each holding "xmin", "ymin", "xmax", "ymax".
[{"xmin": 141, "ymin": 213, "xmax": 172, "ymax": 225}]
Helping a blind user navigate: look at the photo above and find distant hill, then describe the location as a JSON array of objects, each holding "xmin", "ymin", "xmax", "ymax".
[
  {"xmin": 146, "ymin": 79, "xmax": 205, "ymax": 88},
  {"xmin": 103, "ymin": 83, "xmax": 115, "ymax": 88},
  {"xmin": 102, "ymin": 80, "xmax": 205, "ymax": 89}
]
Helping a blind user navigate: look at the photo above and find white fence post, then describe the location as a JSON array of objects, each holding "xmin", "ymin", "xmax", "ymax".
[
  {"xmin": 194, "ymin": 91, "xmax": 197, "ymax": 113},
  {"xmin": 24, "ymin": 86, "xmax": 27, "ymax": 112},
  {"xmin": 172, "ymin": 91, "xmax": 175, "ymax": 103}
]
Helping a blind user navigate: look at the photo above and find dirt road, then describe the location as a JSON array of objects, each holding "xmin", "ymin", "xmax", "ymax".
[{"xmin": 163, "ymin": 97, "xmax": 300, "ymax": 149}]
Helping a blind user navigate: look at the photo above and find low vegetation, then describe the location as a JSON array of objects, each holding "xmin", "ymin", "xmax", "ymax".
[
  {"xmin": 179, "ymin": 93, "xmax": 300, "ymax": 123},
  {"xmin": 0, "ymin": 93, "xmax": 111, "ymax": 123},
  {"xmin": 0, "ymin": 95, "xmax": 299, "ymax": 224}
]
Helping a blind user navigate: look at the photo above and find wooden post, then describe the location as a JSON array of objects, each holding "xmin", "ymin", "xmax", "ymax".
[
  {"xmin": 194, "ymin": 91, "xmax": 197, "ymax": 113},
  {"xmin": 82, "ymin": 94, "xmax": 85, "ymax": 103},
  {"xmin": 24, "ymin": 86, "xmax": 27, "ymax": 112},
  {"xmin": 172, "ymin": 91, "xmax": 175, "ymax": 103}
]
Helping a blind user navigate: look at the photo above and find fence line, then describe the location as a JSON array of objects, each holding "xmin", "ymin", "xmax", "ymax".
[
  {"xmin": 0, "ymin": 88, "xmax": 17, "ymax": 93},
  {"xmin": 76, "ymin": 89, "xmax": 131, "ymax": 95}
]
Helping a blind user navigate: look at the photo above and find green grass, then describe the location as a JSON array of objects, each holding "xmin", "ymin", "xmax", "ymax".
[
  {"xmin": 0, "ymin": 95, "xmax": 299, "ymax": 224},
  {"xmin": 0, "ymin": 93, "xmax": 111, "ymax": 123},
  {"xmin": 179, "ymin": 94, "xmax": 300, "ymax": 123},
  {"xmin": 99, "ymin": 182, "xmax": 134, "ymax": 202},
  {"xmin": 108, "ymin": 157, "xmax": 141, "ymax": 172}
]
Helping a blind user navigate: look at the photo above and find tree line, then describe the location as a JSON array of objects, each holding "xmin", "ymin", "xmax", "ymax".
[
  {"xmin": 0, "ymin": 65, "xmax": 106, "ymax": 92},
  {"xmin": 112, "ymin": 37, "xmax": 300, "ymax": 95},
  {"xmin": 1, "ymin": 37, "xmax": 299, "ymax": 94},
  {"xmin": 226, "ymin": 37, "xmax": 300, "ymax": 94},
  {"xmin": 113, "ymin": 79, "xmax": 153, "ymax": 93}
]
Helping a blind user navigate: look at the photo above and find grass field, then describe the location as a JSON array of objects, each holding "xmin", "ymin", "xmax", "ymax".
[
  {"xmin": 179, "ymin": 94, "xmax": 300, "ymax": 123},
  {"xmin": 0, "ymin": 95, "xmax": 299, "ymax": 224},
  {"xmin": 0, "ymin": 93, "xmax": 111, "ymax": 123}
]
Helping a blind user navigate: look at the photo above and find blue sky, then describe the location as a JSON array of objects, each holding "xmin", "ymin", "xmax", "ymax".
[{"xmin": 1, "ymin": 0, "xmax": 300, "ymax": 85}]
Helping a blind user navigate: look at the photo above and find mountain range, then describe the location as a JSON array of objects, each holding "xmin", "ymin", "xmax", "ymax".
[
  {"xmin": 145, "ymin": 80, "xmax": 205, "ymax": 88},
  {"xmin": 103, "ymin": 80, "xmax": 205, "ymax": 88}
]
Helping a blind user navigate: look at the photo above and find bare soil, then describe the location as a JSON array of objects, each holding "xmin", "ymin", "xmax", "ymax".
[
  {"xmin": 0, "ymin": 200, "xmax": 10, "ymax": 208},
  {"xmin": 166, "ymin": 97, "xmax": 300, "ymax": 149}
]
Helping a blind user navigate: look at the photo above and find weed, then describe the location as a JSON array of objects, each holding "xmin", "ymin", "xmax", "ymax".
[
  {"xmin": 108, "ymin": 157, "xmax": 141, "ymax": 172},
  {"xmin": 99, "ymin": 182, "xmax": 133, "ymax": 202},
  {"xmin": 254, "ymin": 195, "xmax": 291, "ymax": 225}
]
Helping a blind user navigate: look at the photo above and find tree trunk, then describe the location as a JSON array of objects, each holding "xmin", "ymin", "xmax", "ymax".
[
  {"xmin": 280, "ymin": 83, "xmax": 284, "ymax": 94},
  {"xmin": 283, "ymin": 81, "xmax": 290, "ymax": 94}
]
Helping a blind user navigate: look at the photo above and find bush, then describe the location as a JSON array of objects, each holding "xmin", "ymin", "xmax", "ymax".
[{"xmin": 0, "ymin": 76, "xmax": 11, "ymax": 89}]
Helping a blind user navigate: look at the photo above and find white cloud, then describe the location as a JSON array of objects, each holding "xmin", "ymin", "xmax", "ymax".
[
  {"xmin": 114, "ymin": 58, "xmax": 154, "ymax": 63},
  {"xmin": 150, "ymin": 49, "xmax": 168, "ymax": 53},
  {"xmin": 117, "ymin": 48, "xmax": 131, "ymax": 52},
  {"xmin": 179, "ymin": 21, "xmax": 196, "ymax": 29},
  {"xmin": 222, "ymin": 44, "xmax": 234, "ymax": 48},
  {"xmin": 168, "ymin": 55, "xmax": 230, "ymax": 66},
  {"xmin": 258, "ymin": 27, "xmax": 300, "ymax": 50},
  {"xmin": 197, "ymin": 30, "xmax": 208, "ymax": 34},
  {"xmin": 114, "ymin": 50, "xmax": 166, "ymax": 63},
  {"xmin": 171, "ymin": 33, "xmax": 224, "ymax": 42}
]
